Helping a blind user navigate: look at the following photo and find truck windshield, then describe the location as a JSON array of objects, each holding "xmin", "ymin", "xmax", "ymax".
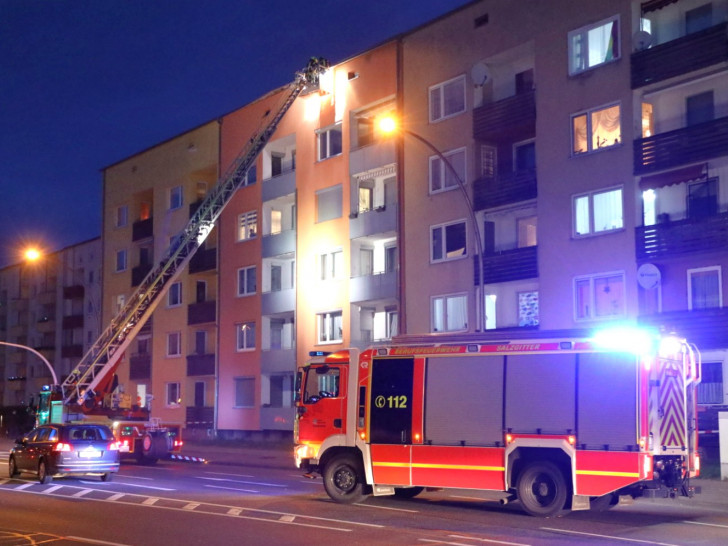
[{"xmin": 303, "ymin": 366, "xmax": 340, "ymax": 403}]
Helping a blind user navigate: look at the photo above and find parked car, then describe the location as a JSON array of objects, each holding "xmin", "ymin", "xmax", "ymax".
[{"xmin": 8, "ymin": 424, "xmax": 120, "ymax": 484}]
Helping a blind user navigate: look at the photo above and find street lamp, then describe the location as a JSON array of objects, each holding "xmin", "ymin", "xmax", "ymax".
[
  {"xmin": 378, "ymin": 115, "xmax": 486, "ymax": 332},
  {"xmin": 0, "ymin": 341, "xmax": 58, "ymax": 386}
]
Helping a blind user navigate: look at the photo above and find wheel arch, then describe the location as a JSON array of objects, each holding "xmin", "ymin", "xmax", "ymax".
[{"xmin": 506, "ymin": 445, "xmax": 573, "ymax": 493}]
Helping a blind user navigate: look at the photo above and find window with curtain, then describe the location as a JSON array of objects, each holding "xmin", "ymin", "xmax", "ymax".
[
  {"xmin": 574, "ymin": 272, "xmax": 625, "ymax": 320},
  {"xmin": 236, "ymin": 322, "xmax": 256, "ymax": 351},
  {"xmin": 237, "ymin": 266, "xmax": 256, "ymax": 296},
  {"xmin": 432, "ymin": 293, "xmax": 467, "ymax": 332},
  {"xmin": 572, "ymin": 103, "xmax": 621, "ymax": 154},
  {"xmin": 568, "ymin": 15, "xmax": 620, "ymax": 75},
  {"xmin": 573, "ymin": 187, "xmax": 623, "ymax": 236},
  {"xmin": 234, "ymin": 377, "xmax": 255, "ymax": 407},
  {"xmin": 318, "ymin": 311, "xmax": 343, "ymax": 343},
  {"xmin": 689, "ymin": 267, "xmax": 721, "ymax": 310},
  {"xmin": 316, "ymin": 184, "xmax": 342, "ymax": 222}
]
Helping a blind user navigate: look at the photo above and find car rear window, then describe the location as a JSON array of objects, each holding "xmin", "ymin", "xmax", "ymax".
[{"xmin": 66, "ymin": 426, "xmax": 113, "ymax": 441}]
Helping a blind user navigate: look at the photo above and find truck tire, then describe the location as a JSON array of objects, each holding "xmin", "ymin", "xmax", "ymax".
[
  {"xmin": 516, "ymin": 461, "xmax": 568, "ymax": 517},
  {"xmin": 394, "ymin": 486, "xmax": 424, "ymax": 499},
  {"xmin": 135, "ymin": 434, "xmax": 159, "ymax": 465},
  {"xmin": 38, "ymin": 460, "xmax": 53, "ymax": 485},
  {"xmin": 323, "ymin": 454, "xmax": 367, "ymax": 504}
]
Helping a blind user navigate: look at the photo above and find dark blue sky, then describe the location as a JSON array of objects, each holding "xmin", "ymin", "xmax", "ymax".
[{"xmin": 0, "ymin": 0, "xmax": 467, "ymax": 267}]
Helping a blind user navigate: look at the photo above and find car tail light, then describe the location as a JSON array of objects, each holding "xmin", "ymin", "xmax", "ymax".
[
  {"xmin": 174, "ymin": 440, "xmax": 183, "ymax": 448},
  {"xmin": 54, "ymin": 442, "xmax": 73, "ymax": 452},
  {"xmin": 108, "ymin": 441, "xmax": 121, "ymax": 451}
]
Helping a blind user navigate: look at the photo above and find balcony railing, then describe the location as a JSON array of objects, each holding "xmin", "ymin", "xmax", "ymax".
[
  {"xmin": 63, "ymin": 284, "xmax": 84, "ymax": 299},
  {"xmin": 639, "ymin": 307, "xmax": 728, "ymax": 350},
  {"xmin": 473, "ymin": 170, "xmax": 537, "ymax": 211},
  {"xmin": 473, "ymin": 245, "xmax": 538, "ymax": 285},
  {"xmin": 634, "ymin": 116, "xmax": 728, "ymax": 175},
  {"xmin": 186, "ymin": 353, "xmax": 215, "ymax": 376},
  {"xmin": 635, "ymin": 212, "xmax": 728, "ymax": 260},
  {"xmin": 473, "ymin": 90, "xmax": 536, "ymax": 142},
  {"xmin": 631, "ymin": 23, "xmax": 728, "ymax": 88},
  {"xmin": 129, "ymin": 353, "xmax": 151, "ymax": 380},
  {"xmin": 349, "ymin": 271, "xmax": 397, "ymax": 303},
  {"xmin": 349, "ymin": 204, "xmax": 397, "ymax": 239},
  {"xmin": 132, "ymin": 217, "xmax": 153, "ymax": 241},
  {"xmin": 186, "ymin": 406, "xmax": 214, "ymax": 428},
  {"xmin": 189, "ymin": 247, "xmax": 217, "ymax": 273},
  {"xmin": 188, "ymin": 300, "xmax": 216, "ymax": 325}
]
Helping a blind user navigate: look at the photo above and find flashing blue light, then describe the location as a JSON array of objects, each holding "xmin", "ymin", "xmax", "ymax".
[
  {"xmin": 593, "ymin": 326, "xmax": 657, "ymax": 355},
  {"xmin": 309, "ymin": 351, "xmax": 331, "ymax": 357}
]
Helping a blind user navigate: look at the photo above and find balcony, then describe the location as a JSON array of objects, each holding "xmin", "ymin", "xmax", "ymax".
[
  {"xmin": 61, "ymin": 344, "xmax": 83, "ymax": 359},
  {"xmin": 631, "ymin": 23, "xmax": 728, "ymax": 89},
  {"xmin": 634, "ymin": 116, "xmax": 728, "ymax": 175},
  {"xmin": 186, "ymin": 406, "xmax": 214, "ymax": 428},
  {"xmin": 636, "ymin": 213, "xmax": 728, "ymax": 260},
  {"xmin": 639, "ymin": 307, "xmax": 728, "ymax": 350},
  {"xmin": 262, "ymin": 169, "xmax": 295, "ymax": 202},
  {"xmin": 261, "ymin": 348, "xmax": 295, "ymax": 373},
  {"xmin": 262, "ymin": 229, "xmax": 295, "ymax": 258},
  {"xmin": 36, "ymin": 316, "xmax": 56, "ymax": 334},
  {"xmin": 129, "ymin": 353, "xmax": 151, "ymax": 380},
  {"xmin": 62, "ymin": 314, "xmax": 84, "ymax": 330},
  {"xmin": 186, "ymin": 353, "xmax": 215, "ymax": 376},
  {"xmin": 473, "ymin": 90, "xmax": 536, "ymax": 142},
  {"xmin": 349, "ymin": 205, "xmax": 396, "ymax": 239},
  {"xmin": 474, "ymin": 245, "xmax": 538, "ymax": 285},
  {"xmin": 261, "ymin": 287, "xmax": 295, "ymax": 315},
  {"xmin": 131, "ymin": 264, "xmax": 152, "ymax": 287},
  {"xmin": 188, "ymin": 300, "xmax": 216, "ymax": 325},
  {"xmin": 473, "ymin": 170, "xmax": 537, "ymax": 211},
  {"xmin": 349, "ymin": 139, "xmax": 396, "ymax": 178},
  {"xmin": 189, "ymin": 247, "xmax": 217, "ymax": 273},
  {"xmin": 350, "ymin": 271, "xmax": 396, "ymax": 304},
  {"xmin": 63, "ymin": 284, "xmax": 84, "ymax": 299},
  {"xmin": 132, "ymin": 217, "xmax": 153, "ymax": 241}
]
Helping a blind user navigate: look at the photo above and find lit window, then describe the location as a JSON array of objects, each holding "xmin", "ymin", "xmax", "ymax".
[
  {"xmin": 115, "ymin": 250, "xmax": 127, "ymax": 272},
  {"xmin": 237, "ymin": 211, "xmax": 258, "ymax": 241},
  {"xmin": 169, "ymin": 186, "xmax": 183, "ymax": 210},
  {"xmin": 116, "ymin": 205, "xmax": 128, "ymax": 228},
  {"xmin": 432, "ymin": 293, "xmax": 467, "ymax": 332},
  {"xmin": 318, "ymin": 311, "xmax": 343, "ymax": 343},
  {"xmin": 168, "ymin": 282, "xmax": 182, "ymax": 307},
  {"xmin": 574, "ymin": 272, "xmax": 625, "ymax": 320},
  {"xmin": 234, "ymin": 377, "xmax": 255, "ymax": 408},
  {"xmin": 517, "ymin": 216, "xmax": 538, "ymax": 247},
  {"xmin": 165, "ymin": 382, "xmax": 181, "ymax": 406},
  {"xmin": 317, "ymin": 123, "xmax": 342, "ymax": 161},
  {"xmin": 236, "ymin": 322, "xmax": 256, "ymax": 351},
  {"xmin": 316, "ymin": 184, "xmax": 342, "ymax": 222},
  {"xmin": 518, "ymin": 291, "xmax": 539, "ymax": 326},
  {"xmin": 237, "ymin": 266, "xmax": 256, "ymax": 296},
  {"xmin": 430, "ymin": 147, "xmax": 466, "ymax": 194},
  {"xmin": 568, "ymin": 15, "xmax": 620, "ymax": 75},
  {"xmin": 429, "ymin": 75, "xmax": 466, "ymax": 122},
  {"xmin": 572, "ymin": 103, "xmax": 621, "ymax": 154},
  {"xmin": 167, "ymin": 332, "xmax": 182, "ymax": 356},
  {"xmin": 431, "ymin": 220, "xmax": 467, "ymax": 263},
  {"xmin": 319, "ymin": 250, "xmax": 344, "ymax": 281},
  {"xmin": 573, "ymin": 187, "xmax": 623, "ymax": 236},
  {"xmin": 688, "ymin": 267, "xmax": 722, "ymax": 310}
]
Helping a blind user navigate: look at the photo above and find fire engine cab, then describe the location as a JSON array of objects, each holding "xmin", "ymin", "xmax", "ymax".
[{"xmin": 294, "ymin": 327, "xmax": 701, "ymax": 516}]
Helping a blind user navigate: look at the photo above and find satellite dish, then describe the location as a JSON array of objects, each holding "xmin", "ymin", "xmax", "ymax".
[
  {"xmin": 470, "ymin": 62, "xmax": 492, "ymax": 87},
  {"xmin": 633, "ymin": 30, "xmax": 653, "ymax": 51},
  {"xmin": 637, "ymin": 263, "xmax": 661, "ymax": 290}
]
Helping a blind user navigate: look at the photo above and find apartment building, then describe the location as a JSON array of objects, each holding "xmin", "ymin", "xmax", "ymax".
[
  {"xmin": 101, "ymin": 121, "xmax": 220, "ymax": 436},
  {"xmin": 0, "ymin": 239, "xmax": 101, "ymax": 410}
]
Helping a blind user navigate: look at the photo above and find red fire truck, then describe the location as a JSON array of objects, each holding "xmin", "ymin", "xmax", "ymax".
[{"xmin": 294, "ymin": 327, "xmax": 701, "ymax": 516}]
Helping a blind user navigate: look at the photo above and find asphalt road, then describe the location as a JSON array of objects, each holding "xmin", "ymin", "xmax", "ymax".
[{"xmin": 1, "ymin": 439, "xmax": 728, "ymax": 545}]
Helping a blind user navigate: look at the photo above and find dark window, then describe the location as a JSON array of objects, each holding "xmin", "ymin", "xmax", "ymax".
[
  {"xmin": 688, "ymin": 178, "xmax": 718, "ymax": 218},
  {"xmin": 369, "ymin": 358, "xmax": 414, "ymax": 444},
  {"xmin": 686, "ymin": 91, "xmax": 714, "ymax": 126},
  {"xmin": 686, "ymin": 3, "xmax": 712, "ymax": 34},
  {"xmin": 515, "ymin": 69, "xmax": 534, "ymax": 94},
  {"xmin": 514, "ymin": 141, "xmax": 536, "ymax": 172}
]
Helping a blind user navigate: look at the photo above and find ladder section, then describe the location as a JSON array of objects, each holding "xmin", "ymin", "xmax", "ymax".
[{"xmin": 61, "ymin": 57, "xmax": 329, "ymax": 407}]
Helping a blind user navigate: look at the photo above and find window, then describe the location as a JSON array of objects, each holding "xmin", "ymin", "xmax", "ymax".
[
  {"xmin": 385, "ymin": 245, "xmax": 397, "ymax": 273},
  {"xmin": 270, "ymin": 209, "xmax": 282, "ymax": 234},
  {"xmin": 429, "ymin": 75, "xmax": 466, "ymax": 122},
  {"xmin": 518, "ymin": 291, "xmax": 539, "ymax": 326},
  {"xmin": 317, "ymin": 123, "xmax": 342, "ymax": 161},
  {"xmin": 568, "ymin": 15, "xmax": 620, "ymax": 75},
  {"xmin": 430, "ymin": 147, "xmax": 466, "ymax": 194},
  {"xmin": 319, "ymin": 250, "xmax": 343, "ymax": 280},
  {"xmin": 169, "ymin": 185, "xmax": 183, "ymax": 210},
  {"xmin": 268, "ymin": 374, "xmax": 293, "ymax": 407},
  {"xmin": 688, "ymin": 178, "xmax": 718, "ymax": 219},
  {"xmin": 686, "ymin": 91, "xmax": 714, "ymax": 126},
  {"xmin": 688, "ymin": 267, "xmax": 722, "ymax": 310},
  {"xmin": 572, "ymin": 103, "xmax": 621, "ymax": 154},
  {"xmin": 234, "ymin": 377, "xmax": 255, "ymax": 408},
  {"xmin": 237, "ymin": 211, "xmax": 258, "ymax": 241},
  {"xmin": 166, "ymin": 383, "xmax": 181, "ymax": 406},
  {"xmin": 195, "ymin": 280, "xmax": 206, "ymax": 303},
  {"xmin": 237, "ymin": 266, "xmax": 256, "ymax": 296},
  {"xmin": 698, "ymin": 361, "xmax": 722, "ymax": 404},
  {"xmin": 167, "ymin": 331, "xmax": 182, "ymax": 356},
  {"xmin": 359, "ymin": 186, "xmax": 373, "ymax": 212},
  {"xmin": 271, "ymin": 264, "xmax": 282, "ymax": 291},
  {"xmin": 517, "ymin": 216, "xmax": 538, "ymax": 247},
  {"xmin": 686, "ymin": 3, "xmax": 712, "ymax": 34},
  {"xmin": 194, "ymin": 331, "xmax": 206, "ymax": 355},
  {"xmin": 432, "ymin": 293, "xmax": 467, "ymax": 332},
  {"xmin": 431, "ymin": 220, "xmax": 467, "ymax": 262},
  {"xmin": 574, "ymin": 272, "xmax": 625, "ymax": 320},
  {"xmin": 318, "ymin": 311, "xmax": 343, "ymax": 343},
  {"xmin": 115, "ymin": 250, "xmax": 127, "ymax": 272},
  {"xmin": 236, "ymin": 322, "xmax": 256, "ymax": 351},
  {"xmin": 116, "ymin": 205, "xmax": 128, "ymax": 228},
  {"xmin": 244, "ymin": 165, "xmax": 257, "ymax": 186},
  {"xmin": 513, "ymin": 140, "xmax": 536, "ymax": 172},
  {"xmin": 168, "ymin": 282, "xmax": 182, "ymax": 307},
  {"xmin": 316, "ymin": 184, "xmax": 342, "ymax": 222},
  {"xmin": 573, "ymin": 187, "xmax": 623, "ymax": 236},
  {"xmin": 303, "ymin": 367, "xmax": 340, "ymax": 403},
  {"xmin": 480, "ymin": 145, "xmax": 497, "ymax": 178}
]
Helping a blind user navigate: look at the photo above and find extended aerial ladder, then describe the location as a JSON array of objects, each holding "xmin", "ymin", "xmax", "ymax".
[{"xmin": 60, "ymin": 57, "xmax": 328, "ymax": 412}]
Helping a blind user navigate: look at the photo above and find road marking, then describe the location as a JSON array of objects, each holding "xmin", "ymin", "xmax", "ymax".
[
  {"xmin": 203, "ymin": 471, "xmax": 254, "ymax": 478},
  {"xmin": 142, "ymin": 497, "xmax": 159, "ymax": 505},
  {"xmin": 14, "ymin": 483, "xmax": 34, "ymax": 490},
  {"xmin": 203, "ymin": 484, "xmax": 260, "ymax": 493},
  {"xmin": 197, "ymin": 476, "xmax": 285, "ymax": 488},
  {"xmin": 107, "ymin": 493, "xmax": 125, "ymax": 501},
  {"xmin": 65, "ymin": 536, "xmax": 130, "ymax": 546},
  {"xmin": 541, "ymin": 527, "xmax": 679, "ymax": 545},
  {"xmin": 279, "ymin": 515, "xmax": 295, "ymax": 523},
  {"xmin": 354, "ymin": 502, "xmax": 418, "ymax": 513},
  {"xmin": 183, "ymin": 502, "xmax": 200, "ymax": 510},
  {"xmin": 117, "ymin": 475, "xmax": 154, "ymax": 481},
  {"xmin": 449, "ymin": 534, "xmax": 531, "ymax": 545},
  {"xmin": 227, "ymin": 508, "xmax": 242, "ymax": 516},
  {"xmin": 111, "ymin": 482, "xmax": 175, "ymax": 491},
  {"xmin": 684, "ymin": 521, "xmax": 728, "ymax": 530},
  {"xmin": 44, "ymin": 485, "xmax": 65, "ymax": 494},
  {"xmin": 72, "ymin": 489, "xmax": 93, "ymax": 498}
]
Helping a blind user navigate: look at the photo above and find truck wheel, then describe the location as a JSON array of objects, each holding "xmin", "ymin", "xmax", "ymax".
[
  {"xmin": 323, "ymin": 454, "xmax": 367, "ymax": 504},
  {"xmin": 394, "ymin": 486, "xmax": 424, "ymax": 499},
  {"xmin": 516, "ymin": 461, "xmax": 567, "ymax": 517},
  {"xmin": 8, "ymin": 456, "xmax": 19, "ymax": 478},
  {"xmin": 38, "ymin": 460, "xmax": 53, "ymax": 485}
]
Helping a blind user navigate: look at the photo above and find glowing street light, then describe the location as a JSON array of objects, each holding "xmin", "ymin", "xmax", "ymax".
[
  {"xmin": 23, "ymin": 247, "xmax": 41, "ymax": 262},
  {"xmin": 378, "ymin": 115, "xmax": 486, "ymax": 332}
]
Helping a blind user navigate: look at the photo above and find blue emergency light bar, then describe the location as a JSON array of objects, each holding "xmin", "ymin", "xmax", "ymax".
[{"xmin": 309, "ymin": 351, "xmax": 331, "ymax": 357}]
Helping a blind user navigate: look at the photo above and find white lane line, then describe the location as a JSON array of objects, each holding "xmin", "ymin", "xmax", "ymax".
[
  {"xmin": 65, "ymin": 536, "xmax": 130, "ymax": 546},
  {"xmin": 541, "ymin": 528, "xmax": 679, "ymax": 546},
  {"xmin": 111, "ymin": 482, "xmax": 175, "ymax": 491},
  {"xmin": 142, "ymin": 497, "xmax": 159, "ymax": 505},
  {"xmin": 419, "ymin": 540, "xmax": 476, "ymax": 546},
  {"xmin": 115, "ymin": 475, "xmax": 154, "ymax": 481},
  {"xmin": 684, "ymin": 521, "xmax": 728, "ymax": 529},
  {"xmin": 72, "ymin": 489, "xmax": 93, "ymax": 498},
  {"xmin": 107, "ymin": 493, "xmax": 125, "ymax": 501},
  {"xmin": 183, "ymin": 502, "xmax": 200, "ymax": 511},
  {"xmin": 203, "ymin": 484, "xmax": 260, "ymax": 493},
  {"xmin": 227, "ymin": 508, "xmax": 242, "ymax": 516},
  {"xmin": 449, "ymin": 534, "xmax": 531, "ymax": 545},
  {"xmin": 203, "ymin": 471, "xmax": 254, "ymax": 478},
  {"xmin": 279, "ymin": 515, "xmax": 296, "ymax": 523},
  {"xmin": 44, "ymin": 485, "xmax": 65, "ymax": 494},
  {"xmin": 197, "ymin": 476, "xmax": 285, "ymax": 488},
  {"xmin": 354, "ymin": 502, "xmax": 418, "ymax": 513},
  {"xmin": 14, "ymin": 483, "xmax": 34, "ymax": 490}
]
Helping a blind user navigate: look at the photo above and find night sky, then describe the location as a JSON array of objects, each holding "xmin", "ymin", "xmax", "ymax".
[{"xmin": 0, "ymin": 0, "xmax": 468, "ymax": 267}]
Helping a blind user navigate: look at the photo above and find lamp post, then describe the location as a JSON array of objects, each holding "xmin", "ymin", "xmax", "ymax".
[
  {"xmin": 379, "ymin": 116, "xmax": 486, "ymax": 332},
  {"xmin": 0, "ymin": 340, "xmax": 58, "ymax": 386}
]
